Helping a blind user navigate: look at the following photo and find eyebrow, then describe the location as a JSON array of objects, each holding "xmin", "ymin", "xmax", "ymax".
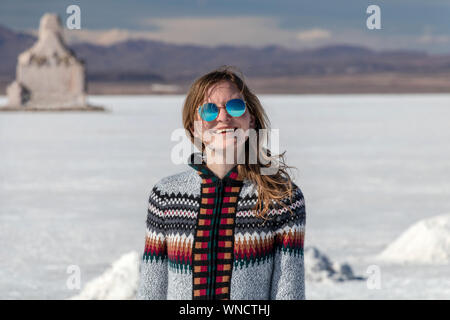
[{"xmin": 204, "ymin": 95, "xmax": 243, "ymax": 105}]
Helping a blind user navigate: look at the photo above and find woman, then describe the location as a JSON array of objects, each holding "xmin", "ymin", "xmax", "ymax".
[{"xmin": 137, "ymin": 67, "xmax": 306, "ymax": 300}]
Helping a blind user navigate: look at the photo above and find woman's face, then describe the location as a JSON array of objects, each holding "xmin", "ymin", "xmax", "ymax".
[{"xmin": 193, "ymin": 80, "xmax": 255, "ymax": 153}]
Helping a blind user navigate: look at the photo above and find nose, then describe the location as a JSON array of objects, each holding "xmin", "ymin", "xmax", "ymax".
[{"xmin": 216, "ymin": 106, "xmax": 231, "ymax": 122}]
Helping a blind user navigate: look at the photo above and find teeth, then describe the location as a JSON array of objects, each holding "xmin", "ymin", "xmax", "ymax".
[{"xmin": 215, "ymin": 128, "xmax": 235, "ymax": 134}]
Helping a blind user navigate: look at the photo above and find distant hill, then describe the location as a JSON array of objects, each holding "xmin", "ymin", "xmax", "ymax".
[
  {"xmin": 68, "ymin": 41, "xmax": 448, "ymax": 82},
  {"xmin": 1, "ymin": 24, "xmax": 450, "ymax": 93},
  {"xmin": 0, "ymin": 25, "xmax": 35, "ymax": 77}
]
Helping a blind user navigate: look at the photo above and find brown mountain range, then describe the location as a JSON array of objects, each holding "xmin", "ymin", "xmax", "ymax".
[{"xmin": 1, "ymin": 25, "xmax": 450, "ymax": 94}]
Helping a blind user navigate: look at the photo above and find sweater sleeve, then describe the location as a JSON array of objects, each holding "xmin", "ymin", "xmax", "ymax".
[
  {"xmin": 270, "ymin": 185, "xmax": 306, "ymax": 300},
  {"xmin": 136, "ymin": 185, "xmax": 168, "ymax": 300}
]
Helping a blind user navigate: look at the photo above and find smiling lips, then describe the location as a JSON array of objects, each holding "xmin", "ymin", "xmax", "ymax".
[{"xmin": 213, "ymin": 128, "xmax": 237, "ymax": 134}]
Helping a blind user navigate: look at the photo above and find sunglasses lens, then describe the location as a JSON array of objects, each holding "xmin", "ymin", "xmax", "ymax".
[
  {"xmin": 226, "ymin": 99, "xmax": 246, "ymax": 117},
  {"xmin": 199, "ymin": 103, "xmax": 218, "ymax": 121}
]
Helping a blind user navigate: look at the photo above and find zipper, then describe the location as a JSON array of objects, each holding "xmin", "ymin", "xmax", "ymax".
[{"xmin": 208, "ymin": 178, "xmax": 223, "ymax": 299}]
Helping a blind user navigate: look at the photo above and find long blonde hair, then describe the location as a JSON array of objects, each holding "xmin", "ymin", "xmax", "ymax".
[{"xmin": 182, "ymin": 66, "xmax": 296, "ymax": 221}]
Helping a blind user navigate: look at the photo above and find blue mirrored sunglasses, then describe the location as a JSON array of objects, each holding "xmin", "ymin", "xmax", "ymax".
[{"xmin": 198, "ymin": 98, "xmax": 246, "ymax": 122}]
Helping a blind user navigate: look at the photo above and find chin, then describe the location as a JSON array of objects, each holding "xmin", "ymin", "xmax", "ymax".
[
  {"xmin": 206, "ymin": 142, "xmax": 235, "ymax": 152},
  {"xmin": 206, "ymin": 138, "xmax": 246, "ymax": 155}
]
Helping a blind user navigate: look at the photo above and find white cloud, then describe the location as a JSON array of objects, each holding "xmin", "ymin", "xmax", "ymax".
[
  {"xmin": 296, "ymin": 28, "xmax": 331, "ymax": 42},
  {"xmin": 25, "ymin": 16, "xmax": 449, "ymax": 53},
  {"xmin": 417, "ymin": 34, "xmax": 450, "ymax": 44},
  {"xmin": 63, "ymin": 28, "xmax": 152, "ymax": 46},
  {"xmin": 136, "ymin": 16, "xmax": 295, "ymax": 47},
  {"xmin": 57, "ymin": 16, "xmax": 332, "ymax": 49}
]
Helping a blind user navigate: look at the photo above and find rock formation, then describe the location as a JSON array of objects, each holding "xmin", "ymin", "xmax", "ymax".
[
  {"xmin": 304, "ymin": 247, "xmax": 365, "ymax": 282},
  {"xmin": 2, "ymin": 13, "xmax": 103, "ymax": 111}
]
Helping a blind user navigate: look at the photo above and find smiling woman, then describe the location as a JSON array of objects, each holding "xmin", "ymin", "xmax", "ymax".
[
  {"xmin": 192, "ymin": 81, "xmax": 255, "ymax": 177},
  {"xmin": 136, "ymin": 66, "xmax": 306, "ymax": 300}
]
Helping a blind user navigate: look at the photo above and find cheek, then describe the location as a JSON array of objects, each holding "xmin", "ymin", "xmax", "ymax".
[
  {"xmin": 193, "ymin": 114, "xmax": 212, "ymax": 134},
  {"xmin": 197, "ymin": 119, "xmax": 215, "ymax": 144},
  {"xmin": 201, "ymin": 120, "xmax": 215, "ymax": 135},
  {"xmin": 237, "ymin": 113, "xmax": 251, "ymax": 129}
]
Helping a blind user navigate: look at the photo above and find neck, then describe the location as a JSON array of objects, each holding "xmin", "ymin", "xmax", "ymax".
[
  {"xmin": 204, "ymin": 147, "xmax": 242, "ymax": 179},
  {"xmin": 206, "ymin": 161, "xmax": 236, "ymax": 179}
]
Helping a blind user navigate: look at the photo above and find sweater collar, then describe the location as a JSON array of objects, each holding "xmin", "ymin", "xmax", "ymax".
[{"xmin": 188, "ymin": 152, "xmax": 242, "ymax": 183}]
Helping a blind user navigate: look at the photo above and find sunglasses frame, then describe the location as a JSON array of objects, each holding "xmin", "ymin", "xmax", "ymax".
[{"xmin": 198, "ymin": 98, "xmax": 247, "ymax": 122}]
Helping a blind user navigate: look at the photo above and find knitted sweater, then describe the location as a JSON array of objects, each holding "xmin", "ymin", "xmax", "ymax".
[{"xmin": 136, "ymin": 153, "xmax": 306, "ymax": 300}]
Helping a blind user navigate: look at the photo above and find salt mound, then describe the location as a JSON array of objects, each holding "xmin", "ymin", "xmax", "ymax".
[
  {"xmin": 378, "ymin": 214, "xmax": 450, "ymax": 265},
  {"xmin": 304, "ymin": 247, "xmax": 364, "ymax": 282},
  {"xmin": 70, "ymin": 251, "xmax": 139, "ymax": 300}
]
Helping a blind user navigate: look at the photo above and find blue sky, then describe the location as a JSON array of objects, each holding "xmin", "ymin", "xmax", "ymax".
[{"xmin": 1, "ymin": 0, "xmax": 450, "ymax": 53}]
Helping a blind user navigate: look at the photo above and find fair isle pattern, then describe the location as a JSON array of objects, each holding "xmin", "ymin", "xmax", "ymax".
[
  {"xmin": 191, "ymin": 161, "xmax": 243, "ymax": 300},
  {"xmin": 233, "ymin": 187, "xmax": 305, "ymax": 268},
  {"xmin": 276, "ymin": 226, "xmax": 305, "ymax": 256},
  {"xmin": 270, "ymin": 188, "xmax": 306, "ymax": 257},
  {"xmin": 143, "ymin": 231, "xmax": 166, "ymax": 262},
  {"xmin": 143, "ymin": 187, "xmax": 166, "ymax": 263},
  {"xmin": 167, "ymin": 233, "xmax": 193, "ymax": 274},
  {"xmin": 234, "ymin": 232, "xmax": 275, "ymax": 269},
  {"xmin": 137, "ymin": 152, "xmax": 306, "ymax": 300}
]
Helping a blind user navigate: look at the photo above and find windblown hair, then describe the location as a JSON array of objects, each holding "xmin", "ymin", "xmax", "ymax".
[{"xmin": 182, "ymin": 66, "xmax": 296, "ymax": 221}]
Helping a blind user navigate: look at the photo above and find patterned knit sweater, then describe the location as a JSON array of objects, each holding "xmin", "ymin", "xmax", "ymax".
[{"xmin": 136, "ymin": 153, "xmax": 306, "ymax": 300}]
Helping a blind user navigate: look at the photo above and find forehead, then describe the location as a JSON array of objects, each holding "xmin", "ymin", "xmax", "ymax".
[{"xmin": 204, "ymin": 81, "xmax": 242, "ymax": 103}]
